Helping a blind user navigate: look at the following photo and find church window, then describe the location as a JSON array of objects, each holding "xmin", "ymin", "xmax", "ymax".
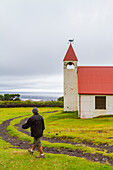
[{"xmin": 95, "ymin": 96, "xmax": 106, "ymax": 109}]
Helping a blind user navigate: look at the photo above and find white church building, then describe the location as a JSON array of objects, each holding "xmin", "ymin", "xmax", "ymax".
[{"xmin": 63, "ymin": 43, "xmax": 113, "ymax": 118}]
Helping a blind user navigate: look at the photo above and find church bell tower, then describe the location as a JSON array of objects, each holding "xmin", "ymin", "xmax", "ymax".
[{"xmin": 63, "ymin": 43, "xmax": 78, "ymax": 111}]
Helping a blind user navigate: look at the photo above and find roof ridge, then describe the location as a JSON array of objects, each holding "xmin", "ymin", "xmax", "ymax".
[{"xmin": 78, "ymin": 66, "xmax": 113, "ymax": 68}]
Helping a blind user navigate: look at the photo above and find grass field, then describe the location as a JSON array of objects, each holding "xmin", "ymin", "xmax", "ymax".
[{"xmin": 0, "ymin": 107, "xmax": 113, "ymax": 169}]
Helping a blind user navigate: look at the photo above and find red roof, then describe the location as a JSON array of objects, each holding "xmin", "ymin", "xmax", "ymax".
[
  {"xmin": 63, "ymin": 43, "xmax": 78, "ymax": 61},
  {"xmin": 78, "ymin": 66, "xmax": 113, "ymax": 95}
]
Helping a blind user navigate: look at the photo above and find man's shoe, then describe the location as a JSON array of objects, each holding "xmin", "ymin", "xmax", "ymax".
[
  {"xmin": 36, "ymin": 154, "xmax": 45, "ymax": 158},
  {"xmin": 28, "ymin": 149, "xmax": 33, "ymax": 155}
]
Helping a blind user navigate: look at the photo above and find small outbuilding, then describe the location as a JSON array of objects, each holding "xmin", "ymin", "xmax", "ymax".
[{"xmin": 63, "ymin": 43, "xmax": 113, "ymax": 118}]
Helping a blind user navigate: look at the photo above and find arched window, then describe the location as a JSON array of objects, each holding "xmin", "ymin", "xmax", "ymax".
[{"xmin": 66, "ymin": 62, "xmax": 75, "ymax": 69}]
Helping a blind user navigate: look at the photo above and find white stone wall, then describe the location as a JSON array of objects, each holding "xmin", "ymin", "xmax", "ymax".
[
  {"xmin": 64, "ymin": 61, "xmax": 78, "ymax": 111},
  {"xmin": 79, "ymin": 95, "xmax": 113, "ymax": 118}
]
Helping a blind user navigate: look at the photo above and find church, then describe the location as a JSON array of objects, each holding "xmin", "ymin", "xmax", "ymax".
[{"xmin": 63, "ymin": 43, "xmax": 113, "ymax": 118}]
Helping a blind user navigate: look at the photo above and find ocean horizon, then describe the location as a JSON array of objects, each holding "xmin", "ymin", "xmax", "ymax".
[{"xmin": 0, "ymin": 91, "xmax": 63, "ymax": 101}]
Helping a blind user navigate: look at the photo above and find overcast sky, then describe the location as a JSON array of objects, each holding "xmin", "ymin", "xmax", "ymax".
[{"xmin": 0, "ymin": 0, "xmax": 113, "ymax": 92}]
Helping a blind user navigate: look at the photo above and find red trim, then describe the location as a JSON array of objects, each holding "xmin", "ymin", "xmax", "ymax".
[
  {"xmin": 78, "ymin": 66, "xmax": 113, "ymax": 68},
  {"xmin": 78, "ymin": 93, "xmax": 113, "ymax": 95}
]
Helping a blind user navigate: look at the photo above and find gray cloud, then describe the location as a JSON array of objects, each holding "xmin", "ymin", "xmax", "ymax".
[
  {"xmin": 0, "ymin": 75, "xmax": 63, "ymax": 92},
  {"xmin": 0, "ymin": 0, "xmax": 113, "ymax": 91}
]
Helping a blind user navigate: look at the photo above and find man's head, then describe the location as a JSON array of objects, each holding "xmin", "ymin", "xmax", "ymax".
[{"xmin": 32, "ymin": 107, "xmax": 38, "ymax": 114}]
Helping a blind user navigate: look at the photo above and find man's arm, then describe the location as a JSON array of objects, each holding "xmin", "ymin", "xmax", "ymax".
[
  {"xmin": 42, "ymin": 118, "xmax": 45, "ymax": 130},
  {"xmin": 22, "ymin": 118, "xmax": 32, "ymax": 129}
]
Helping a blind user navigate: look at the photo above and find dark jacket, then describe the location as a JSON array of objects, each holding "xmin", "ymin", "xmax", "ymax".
[{"xmin": 22, "ymin": 113, "xmax": 45, "ymax": 138}]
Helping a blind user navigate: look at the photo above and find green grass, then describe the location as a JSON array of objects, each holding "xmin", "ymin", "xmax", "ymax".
[
  {"xmin": 0, "ymin": 148, "xmax": 112, "ymax": 170},
  {"xmin": 43, "ymin": 112, "xmax": 113, "ymax": 146},
  {"xmin": 6, "ymin": 116, "xmax": 107, "ymax": 155},
  {"xmin": 0, "ymin": 107, "xmax": 113, "ymax": 169}
]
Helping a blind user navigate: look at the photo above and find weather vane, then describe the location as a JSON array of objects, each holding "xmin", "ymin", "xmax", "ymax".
[{"xmin": 68, "ymin": 39, "xmax": 74, "ymax": 44}]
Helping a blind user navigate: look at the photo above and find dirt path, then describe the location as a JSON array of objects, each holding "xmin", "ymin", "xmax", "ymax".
[
  {"xmin": 0, "ymin": 116, "xmax": 113, "ymax": 166},
  {"xmin": 15, "ymin": 118, "xmax": 113, "ymax": 153}
]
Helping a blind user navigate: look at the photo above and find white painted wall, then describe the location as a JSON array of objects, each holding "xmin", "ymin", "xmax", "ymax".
[
  {"xmin": 64, "ymin": 61, "xmax": 78, "ymax": 111},
  {"xmin": 79, "ymin": 95, "xmax": 113, "ymax": 118}
]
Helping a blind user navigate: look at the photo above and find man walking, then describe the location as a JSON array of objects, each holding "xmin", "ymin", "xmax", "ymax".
[{"xmin": 22, "ymin": 107, "xmax": 45, "ymax": 158}]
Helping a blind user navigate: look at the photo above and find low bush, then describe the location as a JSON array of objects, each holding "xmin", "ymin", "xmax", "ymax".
[
  {"xmin": 57, "ymin": 96, "xmax": 64, "ymax": 102},
  {"xmin": 0, "ymin": 100, "xmax": 63, "ymax": 108}
]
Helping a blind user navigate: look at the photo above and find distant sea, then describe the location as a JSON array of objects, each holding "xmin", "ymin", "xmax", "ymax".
[{"xmin": 0, "ymin": 92, "xmax": 63, "ymax": 101}]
